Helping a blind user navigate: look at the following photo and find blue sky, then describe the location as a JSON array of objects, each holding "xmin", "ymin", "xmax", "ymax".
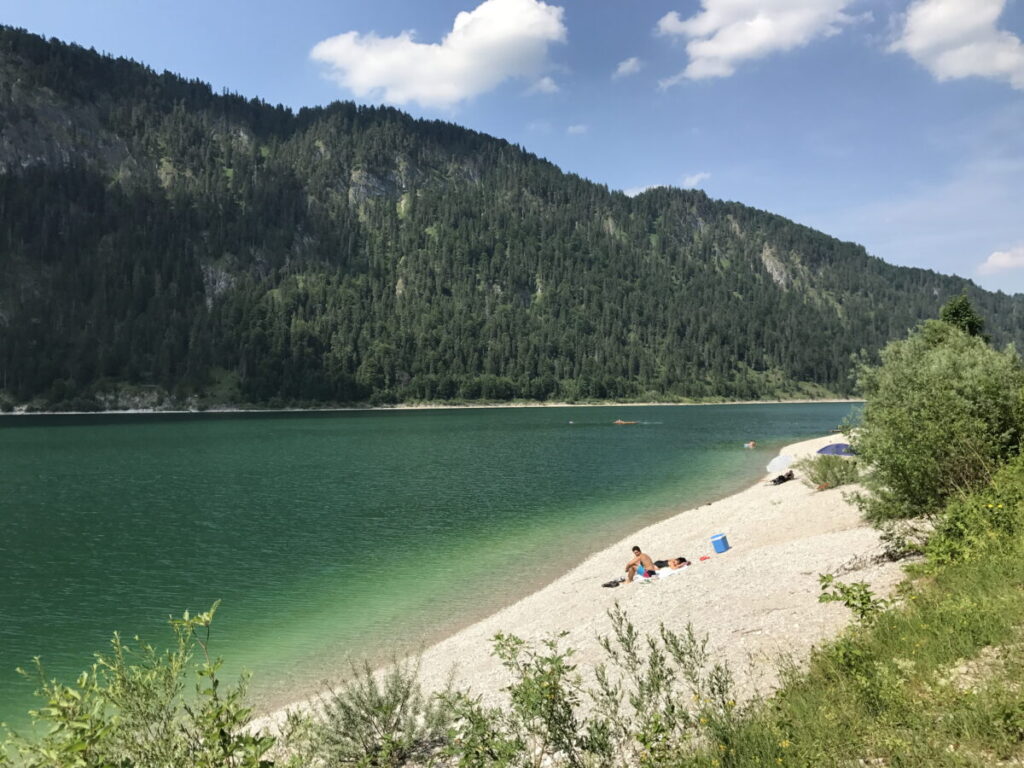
[{"xmin": 3, "ymin": 0, "xmax": 1023, "ymax": 293}]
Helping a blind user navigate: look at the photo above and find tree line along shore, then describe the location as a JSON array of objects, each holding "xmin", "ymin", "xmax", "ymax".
[
  {"xmin": 6, "ymin": 297, "xmax": 1024, "ymax": 767},
  {"xmin": 0, "ymin": 396, "xmax": 864, "ymax": 416}
]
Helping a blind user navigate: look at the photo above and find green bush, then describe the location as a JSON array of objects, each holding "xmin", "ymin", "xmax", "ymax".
[
  {"xmin": 282, "ymin": 659, "xmax": 451, "ymax": 768},
  {"xmin": 851, "ymin": 319, "xmax": 1024, "ymax": 520},
  {"xmin": 926, "ymin": 451, "xmax": 1024, "ymax": 566},
  {"xmin": 0, "ymin": 603, "xmax": 273, "ymax": 768},
  {"xmin": 439, "ymin": 607, "xmax": 741, "ymax": 768},
  {"xmin": 818, "ymin": 575, "xmax": 890, "ymax": 625},
  {"xmin": 794, "ymin": 454, "xmax": 859, "ymax": 490}
]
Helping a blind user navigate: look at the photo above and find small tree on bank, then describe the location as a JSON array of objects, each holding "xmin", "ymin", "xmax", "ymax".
[
  {"xmin": 852, "ymin": 318, "xmax": 1024, "ymax": 521},
  {"xmin": 1, "ymin": 603, "xmax": 274, "ymax": 768}
]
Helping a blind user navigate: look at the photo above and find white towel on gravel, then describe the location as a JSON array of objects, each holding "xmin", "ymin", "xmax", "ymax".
[{"xmin": 657, "ymin": 566, "xmax": 690, "ymax": 579}]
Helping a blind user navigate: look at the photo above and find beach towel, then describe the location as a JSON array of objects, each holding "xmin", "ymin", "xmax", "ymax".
[
  {"xmin": 637, "ymin": 567, "xmax": 690, "ymax": 584},
  {"xmin": 656, "ymin": 567, "xmax": 688, "ymax": 579}
]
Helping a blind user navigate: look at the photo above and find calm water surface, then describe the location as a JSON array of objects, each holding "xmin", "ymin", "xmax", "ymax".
[{"xmin": 0, "ymin": 403, "xmax": 854, "ymax": 727}]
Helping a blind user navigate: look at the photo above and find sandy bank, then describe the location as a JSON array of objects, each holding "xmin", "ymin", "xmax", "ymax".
[{"xmin": 252, "ymin": 433, "xmax": 904, "ymax": 734}]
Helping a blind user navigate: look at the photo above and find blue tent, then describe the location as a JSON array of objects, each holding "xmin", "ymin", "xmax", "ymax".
[{"xmin": 817, "ymin": 443, "xmax": 854, "ymax": 456}]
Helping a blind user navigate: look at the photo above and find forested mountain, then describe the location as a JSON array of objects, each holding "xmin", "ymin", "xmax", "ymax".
[{"xmin": 1, "ymin": 26, "xmax": 1021, "ymax": 409}]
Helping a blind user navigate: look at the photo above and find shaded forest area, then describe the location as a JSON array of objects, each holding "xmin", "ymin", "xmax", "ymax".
[{"xmin": 2, "ymin": 26, "xmax": 1022, "ymax": 410}]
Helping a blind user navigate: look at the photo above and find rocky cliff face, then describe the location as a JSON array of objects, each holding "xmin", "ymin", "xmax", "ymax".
[{"xmin": 0, "ymin": 67, "xmax": 131, "ymax": 174}]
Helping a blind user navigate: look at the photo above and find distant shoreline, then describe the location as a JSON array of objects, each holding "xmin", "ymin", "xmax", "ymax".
[{"xmin": 0, "ymin": 398, "xmax": 864, "ymax": 417}]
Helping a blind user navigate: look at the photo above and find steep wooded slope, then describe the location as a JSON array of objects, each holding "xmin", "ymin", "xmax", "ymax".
[{"xmin": 1, "ymin": 26, "xmax": 1020, "ymax": 407}]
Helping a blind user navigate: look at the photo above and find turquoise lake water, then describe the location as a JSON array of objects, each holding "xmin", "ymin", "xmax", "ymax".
[{"xmin": 0, "ymin": 403, "xmax": 855, "ymax": 727}]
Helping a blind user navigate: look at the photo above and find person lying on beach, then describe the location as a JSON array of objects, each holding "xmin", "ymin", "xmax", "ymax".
[
  {"xmin": 625, "ymin": 545, "xmax": 658, "ymax": 582},
  {"xmin": 667, "ymin": 556, "xmax": 691, "ymax": 569},
  {"xmin": 770, "ymin": 470, "xmax": 795, "ymax": 486}
]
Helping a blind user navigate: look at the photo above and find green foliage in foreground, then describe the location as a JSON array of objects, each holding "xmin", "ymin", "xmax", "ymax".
[
  {"xmin": 280, "ymin": 608, "xmax": 740, "ymax": 768},
  {"xmin": 926, "ymin": 449, "xmax": 1024, "ymax": 566},
  {"xmin": 280, "ymin": 659, "xmax": 451, "ymax": 768},
  {"xmin": 851, "ymin": 319, "xmax": 1024, "ymax": 520},
  {"xmin": 793, "ymin": 454, "xmax": 859, "ymax": 491},
  {"xmin": 0, "ymin": 602, "xmax": 273, "ymax": 768}
]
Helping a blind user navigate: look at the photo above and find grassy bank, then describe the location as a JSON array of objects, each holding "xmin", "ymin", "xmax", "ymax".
[{"xmin": 687, "ymin": 533, "xmax": 1024, "ymax": 766}]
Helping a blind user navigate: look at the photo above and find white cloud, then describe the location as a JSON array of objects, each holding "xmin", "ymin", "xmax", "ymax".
[
  {"xmin": 528, "ymin": 75, "xmax": 560, "ymax": 94},
  {"xmin": 656, "ymin": 0, "xmax": 856, "ymax": 83},
  {"xmin": 979, "ymin": 245, "xmax": 1024, "ymax": 274},
  {"xmin": 890, "ymin": 0, "xmax": 1024, "ymax": 89},
  {"xmin": 566, "ymin": 124, "xmax": 588, "ymax": 135},
  {"xmin": 310, "ymin": 0, "xmax": 567, "ymax": 109},
  {"xmin": 613, "ymin": 57, "xmax": 643, "ymax": 79},
  {"xmin": 682, "ymin": 171, "xmax": 711, "ymax": 187}
]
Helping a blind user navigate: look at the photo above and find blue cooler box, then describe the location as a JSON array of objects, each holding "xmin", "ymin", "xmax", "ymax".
[{"xmin": 711, "ymin": 533, "xmax": 731, "ymax": 553}]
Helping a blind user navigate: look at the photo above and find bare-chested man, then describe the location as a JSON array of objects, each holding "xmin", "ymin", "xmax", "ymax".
[{"xmin": 625, "ymin": 545, "xmax": 657, "ymax": 582}]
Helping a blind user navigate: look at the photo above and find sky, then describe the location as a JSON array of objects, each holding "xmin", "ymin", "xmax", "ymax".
[{"xmin": 2, "ymin": 0, "xmax": 1023, "ymax": 293}]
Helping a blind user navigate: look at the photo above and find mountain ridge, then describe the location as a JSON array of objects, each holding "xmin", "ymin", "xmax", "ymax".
[{"xmin": 1, "ymin": 25, "xmax": 1020, "ymax": 410}]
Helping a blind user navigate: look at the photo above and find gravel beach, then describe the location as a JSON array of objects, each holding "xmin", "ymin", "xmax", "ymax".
[{"xmin": 253, "ymin": 433, "xmax": 905, "ymax": 732}]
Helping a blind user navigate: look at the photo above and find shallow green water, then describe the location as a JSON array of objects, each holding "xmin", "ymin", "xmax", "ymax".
[{"xmin": 0, "ymin": 403, "xmax": 854, "ymax": 726}]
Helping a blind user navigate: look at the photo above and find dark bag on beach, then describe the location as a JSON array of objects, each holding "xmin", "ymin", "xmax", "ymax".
[{"xmin": 602, "ymin": 579, "xmax": 622, "ymax": 588}]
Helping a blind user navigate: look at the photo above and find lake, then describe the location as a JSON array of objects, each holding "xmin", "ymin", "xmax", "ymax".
[{"xmin": 0, "ymin": 403, "xmax": 855, "ymax": 727}]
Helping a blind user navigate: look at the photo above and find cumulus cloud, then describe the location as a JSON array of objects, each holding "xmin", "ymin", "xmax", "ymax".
[
  {"xmin": 528, "ymin": 75, "xmax": 560, "ymax": 94},
  {"xmin": 656, "ymin": 0, "xmax": 856, "ymax": 83},
  {"xmin": 566, "ymin": 124, "xmax": 588, "ymax": 135},
  {"xmin": 890, "ymin": 0, "xmax": 1024, "ymax": 89},
  {"xmin": 310, "ymin": 0, "xmax": 567, "ymax": 109},
  {"xmin": 613, "ymin": 57, "xmax": 643, "ymax": 79},
  {"xmin": 979, "ymin": 245, "xmax": 1024, "ymax": 274},
  {"xmin": 682, "ymin": 171, "xmax": 711, "ymax": 187}
]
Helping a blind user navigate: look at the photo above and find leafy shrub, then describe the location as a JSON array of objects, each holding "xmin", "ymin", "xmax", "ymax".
[
  {"xmin": 282, "ymin": 659, "xmax": 451, "ymax": 768},
  {"xmin": 851, "ymin": 319, "xmax": 1024, "ymax": 520},
  {"xmin": 926, "ymin": 451, "xmax": 1024, "ymax": 566},
  {"xmin": 794, "ymin": 454, "xmax": 859, "ymax": 490},
  {"xmin": 0, "ymin": 602, "xmax": 274, "ymax": 768},
  {"xmin": 819, "ymin": 575, "xmax": 891, "ymax": 626},
  {"xmin": 438, "ymin": 606, "xmax": 740, "ymax": 768},
  {"xmin": 439, "ymin": 631, "xmax": 607, "ymax": 768}
]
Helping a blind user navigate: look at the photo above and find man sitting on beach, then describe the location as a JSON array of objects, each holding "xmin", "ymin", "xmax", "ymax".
[{"xmin": 625, "ymin": 545, "xmax": 658, "ymax": 582}]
